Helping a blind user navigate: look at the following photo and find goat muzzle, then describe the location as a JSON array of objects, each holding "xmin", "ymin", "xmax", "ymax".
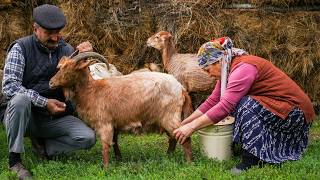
[{"xmin": 49, "ymin": 80, "xmax": 57, "ymax": 89}]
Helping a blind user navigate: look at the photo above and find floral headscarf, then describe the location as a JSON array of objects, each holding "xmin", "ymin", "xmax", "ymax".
[
  {"xmin": 197, "ymin": 37, "xmax": 247, "ymax": 68},
  {"xmin": 197, "ymin": 37, "xmax": 248, "ymax": 96}
]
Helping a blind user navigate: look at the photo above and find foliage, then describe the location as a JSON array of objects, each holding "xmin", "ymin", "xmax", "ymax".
[{"xmin": 0, "ymin": 119, "xmax": 319, "ymax": 179}]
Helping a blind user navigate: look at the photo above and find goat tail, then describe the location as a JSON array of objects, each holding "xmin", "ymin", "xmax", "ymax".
[{"xmin": 182, "ymin": 90, "xmax": 194, "ymax": 120}]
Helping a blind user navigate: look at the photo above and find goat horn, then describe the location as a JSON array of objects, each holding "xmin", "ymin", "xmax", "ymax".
[
  {"xmin": 72, "ymin": 52, "xmax": 110, "ymax": 69},
  {"xmin": 69, "ymin": 50, "xmax": 79, "ymax": 58}
]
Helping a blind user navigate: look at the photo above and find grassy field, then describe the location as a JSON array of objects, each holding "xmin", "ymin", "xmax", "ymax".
[{"xmin": 0, "ymin": 118, "xmax": 319, "ymax": 180}]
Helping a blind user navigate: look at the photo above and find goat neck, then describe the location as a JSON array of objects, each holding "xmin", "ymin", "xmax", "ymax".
[
  {"xmin": 161, "ymin": 41, "xmax": 177, "ymax": 69},
  {"xmin": 73, "ymin": 68, "xmax": 92, "ymax": 95}
]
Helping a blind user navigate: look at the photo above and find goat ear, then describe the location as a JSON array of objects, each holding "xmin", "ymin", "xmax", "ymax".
[
  {"xmin": 57, "ymin": 56, "xmax": 68, "ymax": 68},
  {"xmin": 160, "ymin": 33, "xmax": 172, "ymax": 43},
  {"xmin": 166, "ymin": 34, "xmax": 173, "ymax": 44},
  {"xmin": 60, "ymin": 56, "xmax": 68, "ymax": 62},
  {"xmin": 76, "ymin": 60, "xmax": 91, "ymax": 70}
]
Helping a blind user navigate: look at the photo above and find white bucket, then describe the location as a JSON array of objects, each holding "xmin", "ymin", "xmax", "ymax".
[{"xmin": 198, "ymin": 116, "xmax": 234, "ymax": 161}]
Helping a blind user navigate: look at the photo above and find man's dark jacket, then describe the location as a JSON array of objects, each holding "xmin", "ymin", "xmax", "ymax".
[{"xmin": 0, "ymin": 34, "xmax": 74, "ymax": 120}]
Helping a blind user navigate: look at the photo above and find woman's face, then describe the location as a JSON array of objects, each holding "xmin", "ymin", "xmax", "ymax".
[{"xmin": 203, "ymin": 61, "xmax": 221, "ymax": 79}]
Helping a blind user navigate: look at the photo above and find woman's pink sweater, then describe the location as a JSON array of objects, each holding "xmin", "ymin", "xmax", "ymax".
[{"xmin": 197, "ymin": 62, "xmax": 258, "ymax": 123}]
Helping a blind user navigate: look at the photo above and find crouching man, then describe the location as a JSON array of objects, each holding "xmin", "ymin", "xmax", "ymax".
[{"xmin": 0, "ymin": 4, "xmax": 95, "ymax": 179}]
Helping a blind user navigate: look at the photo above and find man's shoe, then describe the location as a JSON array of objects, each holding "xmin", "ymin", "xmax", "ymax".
[
  {"xmin": 30, "ymin": 137, "xmax": 49, "ymax": 160},
  {"xmin": 9, "ymin": 162, "xmax": 32, "ymax": 180}
]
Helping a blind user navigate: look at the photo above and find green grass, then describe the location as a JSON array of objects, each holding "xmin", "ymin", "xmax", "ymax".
[{"xmin": 1, "ymin": 118, "xmax": 319, "ymax": 180}]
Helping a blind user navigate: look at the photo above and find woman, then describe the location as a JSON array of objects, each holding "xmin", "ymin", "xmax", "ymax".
[{"xmin": 173, "ymin": 37, "xmax": 315, "ymax": 173}]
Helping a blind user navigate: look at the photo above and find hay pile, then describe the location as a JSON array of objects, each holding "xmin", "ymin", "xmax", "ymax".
[
  {"xmin": 0, "ymin": 0, "xmax": 34, "ymax": 69},
  {"xmin": 228, "ymin": 0, "xmax": 319, "ymax": 7},
  {"xmin": 0, "ymin": 0, "xmax": 319, "ymax": 103},
  {"xmin": 0, "ymin": 0, "xmax": 12, "ymax": 9},
  {"xmin": 59, "ymin": 0, "xmax": 159, "ymax": 73},
  {"xmin": 0, "ymin": 49, "xmax": 6, "ymax": 69}
]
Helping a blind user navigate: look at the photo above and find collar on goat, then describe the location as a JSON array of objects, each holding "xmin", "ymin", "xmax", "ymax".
[{"xmin": 71, "ymin": 52, "xmax": 110, "ymax": 70}]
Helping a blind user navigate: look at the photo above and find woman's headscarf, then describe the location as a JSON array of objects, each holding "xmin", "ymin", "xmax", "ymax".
[{"xmin": 197, "ymin": 37, "xmax": 247, "ymax": 96}]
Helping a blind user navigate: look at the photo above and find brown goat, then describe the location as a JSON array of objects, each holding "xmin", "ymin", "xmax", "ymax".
[
  {"xmin": 49, "ymin": 52, "xmax": 193, "ymax": 168},
  {"xmin": 147, "ymin": 31, "xmax": 215, "ymax": 93}
]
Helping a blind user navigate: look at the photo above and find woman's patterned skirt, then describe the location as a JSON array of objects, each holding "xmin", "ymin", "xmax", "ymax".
[{"xmin": 233, "ymin": 96, "xmax": 311, "ymax": 163}]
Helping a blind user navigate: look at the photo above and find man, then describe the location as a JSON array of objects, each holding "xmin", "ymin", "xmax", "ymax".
[{"xmin": 1, "ymin": 4, "xmax": 96, "ymax": 179}]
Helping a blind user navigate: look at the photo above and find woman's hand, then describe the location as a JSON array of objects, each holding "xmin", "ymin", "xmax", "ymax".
[
  {"xmin": 174, "ymin": 114, "xmax": 213, "ymax": 144},
  {"xmin": 76, "ymin": 41, "xmax": 93, "ymax": 52},
  {"xmin": 173, "ymin": 124, "xmax": 195, "ymax": 144}
]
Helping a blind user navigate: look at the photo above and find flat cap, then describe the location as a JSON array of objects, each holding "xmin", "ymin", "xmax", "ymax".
[{"xmin": 33, "ymin": 4, "xmax": 66, "ymax": 30}]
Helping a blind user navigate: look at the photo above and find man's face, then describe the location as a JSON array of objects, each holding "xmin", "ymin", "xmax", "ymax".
[{"xmin": 34, "ymin": 23, "xmax": 62, "ymax": 49}]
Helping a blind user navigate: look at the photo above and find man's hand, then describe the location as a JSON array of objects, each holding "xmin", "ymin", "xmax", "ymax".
[
  {"xmin": 76, "ymin": 41, "xmax": 93, "ymax": 52},
  {"xmin": 46, "ymin": 99, "xmax": 66, "ymax": 115}
]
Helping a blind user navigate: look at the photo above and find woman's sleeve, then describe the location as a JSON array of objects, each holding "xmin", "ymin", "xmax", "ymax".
[
  {"xmin": 205, "ymin": 63, "xmax": 258, "ymax": 123},
  {"xmin": 197, "ymin": 80, "xmax": 221, "ymax": 114}
]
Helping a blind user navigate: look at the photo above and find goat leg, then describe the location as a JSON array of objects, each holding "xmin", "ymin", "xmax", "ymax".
[
  {"xmin": 167, "ymin": 138, "xmax": 177, "ymax": 155},
  {"xmin": 182, "ymin": 137, "xmax": 192, "ymax": 162},
  {"xmin": 113, "ymin": 129, "xmax": 122, "ymax": 161},
  {"xmin": 165, "ymin": 131, "xmax": 177, "ymax": 154},
  {"xmin": 99, "ymin": 124, "xmax": 113, "ymax": 168},
  {"xmin": 102, "ymin": 140, "xmax": 111, "ymax": 168}
]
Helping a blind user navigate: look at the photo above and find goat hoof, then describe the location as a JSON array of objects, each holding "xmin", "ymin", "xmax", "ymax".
[
  {"xmin": 115, "ymin": 156, "xmax": 122, "ymax": 161},
  {"xmin": 100, "ymin": 161, "xmax": 110, "ymax": 169}
]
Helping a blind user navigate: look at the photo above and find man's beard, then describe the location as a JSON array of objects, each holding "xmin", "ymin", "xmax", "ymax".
[{"xmin": 45, "ymin": 40, "xmax": 59, "ymax": 49}]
